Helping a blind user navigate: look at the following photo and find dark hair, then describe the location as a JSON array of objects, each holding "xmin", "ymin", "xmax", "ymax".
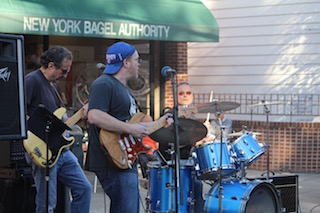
[{"xmin": 40, "ymin": 46, "xmax": 72, "ymax": 69}]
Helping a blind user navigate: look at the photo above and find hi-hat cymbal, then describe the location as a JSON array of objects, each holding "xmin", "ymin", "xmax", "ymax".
[
  {"xmin": 149, "ymin": 118, "xmax": 207, "ymax": 146},
  {"xmin": 227, "ymin": 131, "xmax": 262, "ymax": 137},
  {"xmin": 196, "ymin": 101, "xmax": 240, "ymax": 113},
  {"xmin": 247, "ymin": 101, "xmax": 282, "ymax": 107}
]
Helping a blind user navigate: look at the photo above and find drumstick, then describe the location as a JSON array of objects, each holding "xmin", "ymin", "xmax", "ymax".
[{"xmin": 206, "ymin": 91, "xmax": 214, "ymax": 123}]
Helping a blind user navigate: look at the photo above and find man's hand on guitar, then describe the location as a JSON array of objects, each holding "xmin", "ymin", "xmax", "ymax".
[
  {"xmin": 162, "ymin": 113, "xmax": 173, "ymax": 128},
  {"xmin": 128, "ymin": 123, "xmax": 148, "ymax": 139},
  {"xmin": 82, "ymin": 104, "xmax": 88, "ymax": 119}
]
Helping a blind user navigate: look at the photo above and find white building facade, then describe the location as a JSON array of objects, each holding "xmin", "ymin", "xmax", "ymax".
[{"xmin": 188, "ymin": 0, "xmax": 320, "ymax": 122}]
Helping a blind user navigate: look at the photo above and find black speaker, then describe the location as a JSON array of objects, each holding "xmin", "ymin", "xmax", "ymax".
[
  {"xmin": 0, "ymin": 34, "xmax": 27, "ymax": 140},
  {"xmin": 0, "ymin": 140, "xmax": 29, "ymax": 168},
  {"xmin": 272, "ymin": 175, "xmax": 299, "ymax": 213},
  {"xmin": 0, "ymin": 177, "xmax": 36, "ymax": 213},
  {"xmin": 250, "ymin": 175, "xmax": 299, "ymax": 213}
]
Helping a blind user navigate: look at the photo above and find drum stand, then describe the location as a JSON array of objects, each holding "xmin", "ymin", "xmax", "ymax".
[
  {"xmin": 260, "ymin": 101, "xmax": 275, "ymax": 180},
  {"xmin": 216, "ymin": 112, "xmax": 225, "ymax": 213}
]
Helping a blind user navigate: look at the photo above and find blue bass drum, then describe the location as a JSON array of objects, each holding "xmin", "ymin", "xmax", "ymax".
[{"xmin": 204, "ymin": 179, "xmax": 282, "ymax": 213}]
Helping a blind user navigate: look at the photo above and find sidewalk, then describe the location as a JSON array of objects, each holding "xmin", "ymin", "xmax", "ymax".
[{"xmin": 86, "ymin": 169, "xmax": 320, "ymax": 213}]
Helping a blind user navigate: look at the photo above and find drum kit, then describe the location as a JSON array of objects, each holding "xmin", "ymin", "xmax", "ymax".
[{"xmin": 147, "ymin": 100, "xmax": 283, "ymax": 213}]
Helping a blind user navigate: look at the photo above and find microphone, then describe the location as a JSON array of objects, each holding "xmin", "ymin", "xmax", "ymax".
[
  {"xmin": 97, "ymin": 63, "xmax": 106, "ymax": 70},
  {"xmin": 161, "ymin": 66, "xmax": 176, "ymax": 77}
]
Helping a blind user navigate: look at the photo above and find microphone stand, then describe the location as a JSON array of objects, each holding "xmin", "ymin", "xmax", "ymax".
[
  {"xmin": 45, "ymin": 119, "xmax": 52, "ymax": 213},
  {"xmin": 170, "ymin": 74, "xmax": 183, "ymax": 213},
  {"xmin": 27, "ymin": 106, "xmax": 70, "ymax": 213}
]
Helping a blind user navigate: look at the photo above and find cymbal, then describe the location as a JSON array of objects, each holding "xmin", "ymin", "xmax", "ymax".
[
  {"xmin": 196, "ymin": 101, "xmax": 240, "ymax": 113},
  {"xmin": 149, "ymin": 118, "xmax": 207, "ymax": 146},
  {"xmin": 227, "ymin": 131, "xmax": 262, "ymax": 137},
  {"xmin": 247, "ymin": 101, "xmax": 282, "ymax": 107}
]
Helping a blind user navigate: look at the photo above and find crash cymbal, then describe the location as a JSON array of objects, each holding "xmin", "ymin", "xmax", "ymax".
[
  {"xmin": 247, "ymin": 101, "xmax": 282, "ymax": 107},
  {"xmin": 227, "ymin": 131, "xmax": 262, "ymax": 137},
  {"xmin": 149, "ymin": 118, "xmax": 207, "ymax": 146},
  {"xmin": 196, "ymin": 101, "xmax": 240, "ymax": 113}
]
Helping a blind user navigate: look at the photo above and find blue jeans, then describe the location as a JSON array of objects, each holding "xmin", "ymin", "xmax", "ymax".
[
  {"xmin": 26, "ymin": 150, "xmax": 92, "ymax": 213},
  {"xmin": 95, "ymin": 162, "xmax": 139, "ymax": 213}
]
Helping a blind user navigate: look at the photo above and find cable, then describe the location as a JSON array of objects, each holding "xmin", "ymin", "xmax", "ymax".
[
  {"xmin": 103, "ymin": 192, "xmax": 107, "ymax": 213},
  {"xmin": 310, "ymin": 204, "xmax": 320, "ymax": 213},
  {"xmin": 139, "ymin": 191, "xmax": 147, "ymax": 212}
]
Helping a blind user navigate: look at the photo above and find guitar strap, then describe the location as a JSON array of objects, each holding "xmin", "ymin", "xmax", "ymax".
[{"xmin": 51, "ymin": 82, "xmax": 66, "ymax": 108}]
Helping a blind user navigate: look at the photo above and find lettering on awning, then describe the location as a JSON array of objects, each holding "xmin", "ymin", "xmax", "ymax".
[{"xmin": 23, "ymin": 16, "xmax": 170, "ymax": 39}]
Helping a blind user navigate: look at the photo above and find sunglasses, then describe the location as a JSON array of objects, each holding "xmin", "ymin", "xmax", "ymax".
[
  {"xmin": 60, "ymin": 68, "xmax": 70, "ymax": 75},
  {"xmin": 53, "ymin": 62, "xmax": 70, "ymax": 75},
  {"xmin": 179, "ymin": 91, "xmax": 192, "ymax": 96}
]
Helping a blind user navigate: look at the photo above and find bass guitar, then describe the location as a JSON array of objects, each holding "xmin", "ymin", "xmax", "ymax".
[
  {"xmin": 99, "ymin": 113, "xmax": 166, "ymax": 170},
  {"xmin": 23, "ymin": 104, "xmax": 87, "ymax": 168}
]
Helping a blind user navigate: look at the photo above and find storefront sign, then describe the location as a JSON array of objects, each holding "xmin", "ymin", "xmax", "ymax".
[{"xmin": 22, "ymin": 16, "xmax": 170, "ymax": 39}]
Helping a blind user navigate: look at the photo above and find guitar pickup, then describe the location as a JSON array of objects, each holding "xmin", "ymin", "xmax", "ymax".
[
  {"xmin": 129, "ymin": 135, "xmax": 136, "ymax": 145},
  {"xmin": 118, "ymin": 140, "xmax": 126, "ymax": 152},
  {"xmin": 123, "ymin": 137, "xmax": 132, "ymax": 152},
  {"xmin": 33, "ymin": 147, "xmax": 42, "ymax": 157}
]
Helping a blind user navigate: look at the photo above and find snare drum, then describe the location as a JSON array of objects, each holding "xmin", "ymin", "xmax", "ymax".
[
  {"xmin": 146, "ymin": 161, "xmax": 194, "ymax": 213},
  {"xmin": 233, "ymin": 133, "xmax": 265, "ymax": 167},
  {"xmin": 192, "ymin": 141, "xmax": 237, "ymax": 180},
  {"xmin": 204, "ymin": 178, "xmax": 281, "ymax": 213}
]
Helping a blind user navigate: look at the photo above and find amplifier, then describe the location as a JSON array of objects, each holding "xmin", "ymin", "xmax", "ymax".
[
  {"xmin": 250, "ymin": 175, "xmax": 299, "ymax": 213},
  {"xmin": 0, "ymin": 140, "xmax": 27, "ymax": 168}
]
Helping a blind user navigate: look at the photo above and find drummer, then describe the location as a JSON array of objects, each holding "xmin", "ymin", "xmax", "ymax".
[{"xmin": 159, "ymin": 81, "xmax": 214, "ymax": 213}]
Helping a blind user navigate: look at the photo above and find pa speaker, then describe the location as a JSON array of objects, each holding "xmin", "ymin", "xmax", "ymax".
[
  {"xmin": 0, "ymin": 177, "xmax": 36, "ymax": 213},
  {"xmin": 0, "ymin": 34, "xmax": 27, "ymax": 140},
  {"xmin": 272, "ymin": 175, "xmax": 299, "ymax": 213},
  {"xmin": 250, "ymin": 175, "xmax": 299, "ymax": 213}
]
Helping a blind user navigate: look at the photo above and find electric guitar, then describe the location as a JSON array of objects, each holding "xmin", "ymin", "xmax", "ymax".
[
  {"xmin": 23, "ymin": 104, "xmax": 87, "ymax": 168},
  {"xmin": 99, "ymin": 113, "xmax": 166, "ymax": 170}
]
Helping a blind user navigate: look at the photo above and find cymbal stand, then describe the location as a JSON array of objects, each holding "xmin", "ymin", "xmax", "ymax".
[
  {"xmin": 217, "ymin": 112, "xmax": 225, "ymax": 213},
  {"xmin": 169, "ymin": 73, "xmax": 182, "ymax": 212},
  {"xmin": 261, "ymin": 100, "xmax": 274, "ymax": 180}
]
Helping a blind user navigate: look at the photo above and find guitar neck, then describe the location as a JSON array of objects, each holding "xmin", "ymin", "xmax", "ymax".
[
  {"xmin": 65, "ymin": 103, "xmax": 87, "ymax": 127},
  {"xmin": 146, "ymin": 118, "xmax": 167, "ymax": 135}
]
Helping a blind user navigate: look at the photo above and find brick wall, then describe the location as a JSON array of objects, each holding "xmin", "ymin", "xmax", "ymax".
[
  {"xmin": 232, "ymin": 120, "xmax": 320, "ymax": 173},
  {"xmin": 164, "ymin": 42, "xmax": 188, "ymax": 108}
]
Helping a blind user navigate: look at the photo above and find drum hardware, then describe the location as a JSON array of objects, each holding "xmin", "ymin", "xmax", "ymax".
[
  {"xmin": 238, "ymin": 159, "xmax": 247, "ymax": 182},
  {"xmin": 227, "ymin": 131, "xmax": 262, "ymax": 137},
  {"xmin": 248, "ymin": 100, "xmax": 281, "ymax": 180},
  {"xmin": 149, "ymin": 118, "xmax": 207, "ymax": 146},
  {"xmin": 196, "ymin": 100, "xmax": 241, "ymax": 113},
  {"xmin": 216, "ymin": 112, "xmax": 226, "ymax": 213},
  {"xmin": 246, "ymin": 101, "xmax": 282, "ymax": 107}
]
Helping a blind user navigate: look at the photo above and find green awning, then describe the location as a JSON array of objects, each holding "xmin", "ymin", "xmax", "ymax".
[{"xmin": 0, "ymin": 0, "xmax": 219, "ymax": 42}]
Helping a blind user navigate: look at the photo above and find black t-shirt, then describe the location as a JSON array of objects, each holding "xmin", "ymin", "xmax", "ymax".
[
  {"xmin": 85, "ymin": 74, "xmax": 137, "ymax": 172},
  {"xmin": 25, "ymin": 69, "xmax": 61, "ymax": 116}
]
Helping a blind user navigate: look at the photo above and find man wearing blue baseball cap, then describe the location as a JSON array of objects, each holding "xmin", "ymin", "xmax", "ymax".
[{"xmin": 85, "ymin": 41, "xmax": 172, "ymax": 213}]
